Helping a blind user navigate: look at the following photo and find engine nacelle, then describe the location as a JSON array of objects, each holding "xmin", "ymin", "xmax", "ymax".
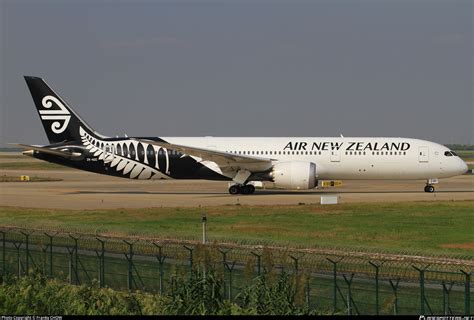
[{"xmin": 270, "ymin": 161, "xmax": 317, "ymax": 190}]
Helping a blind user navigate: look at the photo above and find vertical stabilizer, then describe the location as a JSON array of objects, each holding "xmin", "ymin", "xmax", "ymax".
[{"xmin": 24, "ymin": 76, "xmax": 104, "ymax": 144}]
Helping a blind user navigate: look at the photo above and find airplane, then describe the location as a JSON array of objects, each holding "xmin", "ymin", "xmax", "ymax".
[{"xmin": 14, "ymin": 76, "xmax": 468, "ymax": 195}]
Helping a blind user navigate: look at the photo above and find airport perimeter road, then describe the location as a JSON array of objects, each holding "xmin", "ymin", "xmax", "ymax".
[{"xmin": 1, "ymin": 168, "xmax": 473, "ymax": 209}]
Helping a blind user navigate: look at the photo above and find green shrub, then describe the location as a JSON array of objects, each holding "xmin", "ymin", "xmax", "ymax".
[
  {"xmin": 0, "ymin": 269, "xmax": 317, "ymax": 315},
  {"xmin": 0, "ymin": 273, "xmax": 165, "ymax": 315}
]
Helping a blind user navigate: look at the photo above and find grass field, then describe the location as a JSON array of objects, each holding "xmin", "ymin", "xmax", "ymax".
[{"xmin": 1, "ymin": 201, "xmax": 473, "ymax": 257}]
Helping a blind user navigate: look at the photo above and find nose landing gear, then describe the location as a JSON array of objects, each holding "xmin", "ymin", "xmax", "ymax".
[
  {"xmin": 228, "ymin": 184, "xmax": 256, "ymax": 195},
  {"xmin": 424, "ymin": 185, "xmax": 435, "ymax": 193},
  {"xmin": 424, "ymin": 178, "xmax": 438, "ymax": 193}
]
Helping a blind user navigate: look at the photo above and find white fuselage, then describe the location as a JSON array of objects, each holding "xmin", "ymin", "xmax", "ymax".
[
  {"xmin": 162, "ymin": 137, "xmax": 468, "ymax": 181},
  {"xmin": 23, "ymin": 76, "xmax": 469, "ymax": 193}
]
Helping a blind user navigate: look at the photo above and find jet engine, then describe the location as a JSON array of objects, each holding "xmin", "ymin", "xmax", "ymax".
[{"xmin": 270, "ymin": 161, "xmax": 317, "ymax": 190}]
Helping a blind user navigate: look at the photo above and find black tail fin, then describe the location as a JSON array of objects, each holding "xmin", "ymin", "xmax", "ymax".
[{"xmin": 24, "ymin": 76, "xmax": 104, "ymax": 144}]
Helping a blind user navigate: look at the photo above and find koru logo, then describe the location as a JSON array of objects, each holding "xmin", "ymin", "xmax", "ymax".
[{"xmin": 39, "ymin": 95, "xmax": 71, "ymax": 134}]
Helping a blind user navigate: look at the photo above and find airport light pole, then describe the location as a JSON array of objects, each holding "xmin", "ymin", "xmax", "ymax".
[
  {"xmin": 202, "ymin": 215, "xmax": 207, "ymax": 245},
  {"xmin": 202, "ymin": 215, "xmax": 207, "ymax": 280}
]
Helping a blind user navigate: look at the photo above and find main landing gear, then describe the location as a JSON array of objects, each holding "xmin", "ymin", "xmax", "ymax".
[{"xmin": 228, "ymin": 184, "xmax": 256, "ymax": 195}]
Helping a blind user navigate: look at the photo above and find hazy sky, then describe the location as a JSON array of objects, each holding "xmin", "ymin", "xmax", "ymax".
[{"xmin": 1, "ymin": 0, "xmax": 472, "ymax": 147}]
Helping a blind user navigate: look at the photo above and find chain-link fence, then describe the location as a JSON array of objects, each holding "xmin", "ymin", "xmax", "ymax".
[{"xmin": 0, "ymin": 227, "xmax": 472, "ymax": 315}]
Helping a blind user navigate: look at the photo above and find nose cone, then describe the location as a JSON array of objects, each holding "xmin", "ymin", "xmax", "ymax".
[{"xmin": 458, "ymin": 159, "xmax": 469, "ymax": 175}]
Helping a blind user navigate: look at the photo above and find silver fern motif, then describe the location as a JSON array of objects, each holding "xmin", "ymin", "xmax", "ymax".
[{"xmin": 79, "ymin": 127, "xmax": 170, "ymax": 180}]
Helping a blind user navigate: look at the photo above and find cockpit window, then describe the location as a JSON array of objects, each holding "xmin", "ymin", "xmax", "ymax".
[
  {"xmin": 450, "ymin": 151, "xmax": 458, "ymax": 156},
  {"xmin": 444, "ymin": 151, "xmax": 453, "ymax": 157}
]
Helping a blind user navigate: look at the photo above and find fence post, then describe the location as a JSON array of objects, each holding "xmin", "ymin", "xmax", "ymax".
[
  {"xmin": 69, "ymin": 235, "xmax": 79, "ymax": 284},
  {"xmin": 369, "ymin": 261, "xmax": 384, "ymax": 315},
  {"xmin": 95, "ymin": 238, "xmax": 105, "ymax": 288},
  {"xmin": 460, "ymin": 270, "xmax": 471, "ymax": 315},
  {"xmin": 441, "ymin": 281, "xmax": 454, "ymax": 315},
  {"xmin": 1, "ymin": 231, "xmax": 5, "ymax": 277},
  {"xmin": 40, "ymin": 243, "xmax": 48, "ymax": 276},
  {"xmin": 290, "ymin": 255, "xmax": 299, "ymax": 275},
  {"xmin": 389, "ymin": 278, "xmax": 400, "ymax": 315},
  {"xmin": 66, "ymin": 247, "xmax": 74, "ymax": 284},
  {"xmin": 183, "ymin": 245, "xmax": 194, "ymax": 278},
  {"xmin": 225, "ymin": 261, "xmax": 236, "ymax": 301},
  {"xmin": 219, "ymin": 248, "xmax": 231, "ymax": 298},
  {"xmin": 124, "ymin": 240, "xmax": 134, "ymax": 291},
  {"xmin": 20, "ymin": 231, "xmax": 30, "ymax": 275},
  {"xmin": 306, "ymin": 275, "xmax": 311, "ymax": 307},
  {"xmin": 343, "ymin": 273, "xmax": 355, "ymax": 315},
  {"xmin": 327, "ymin": 257, "xmax": 343, "ymax": 314},
  {"xmin": 153, "ymin": 242, "xmax": 166, "ymax": 295},
  {"xmin": 413, "ymin": 265, "xmax": 430, "ymax": 315},
  {"xmin": 290, "ymin": 254, "xmax": 304, "ymax": 304},
  {"xmin": 251, "ymin": 251, "xmax": 262, "ymax": 276},
  {"xmin": 13, "ymin": 242, "xmax": 22, "ymax": 277},
  {"xmin": 44, "ymin": 233, "xmax": 54, "ymax": 278}
]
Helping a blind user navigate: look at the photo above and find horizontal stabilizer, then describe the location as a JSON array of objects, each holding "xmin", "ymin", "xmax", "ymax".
[{"xmin": 10, "ymin": 143, "xmax": 82, "ymax": 158}]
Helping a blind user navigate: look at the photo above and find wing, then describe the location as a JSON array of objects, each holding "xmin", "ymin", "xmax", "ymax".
[
  {"xmin": 131, "ymin": 138, "xmax": 274, "ymax": 179},
  {"xmin": 11, "ymin": 143, "xmax": 82, "ymax": 159}
]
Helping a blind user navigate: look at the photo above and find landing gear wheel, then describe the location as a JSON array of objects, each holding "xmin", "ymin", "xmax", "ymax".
[
  {"xmin": 240, "ymin": 184, "xmax": 255, "ymax": 195},
  {"xmin": 247, "ymin": 184, "xmax": 255, "ymax": 194},
  {"xmin": 241, "ymin": 186, "xmax": 250, "ymax": 195},
  {"xmin": 424, "ymin": 185, "xmax": 435, "ymax": 193},
  {"xmin": 229, "ymin": 185, "xmax": 241, "ymax": 195}
]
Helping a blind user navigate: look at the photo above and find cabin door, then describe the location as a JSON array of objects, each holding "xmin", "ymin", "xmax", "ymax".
[{"xmin": 418, "ymin": 146, "xmax": 429, "ymax": 163}]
